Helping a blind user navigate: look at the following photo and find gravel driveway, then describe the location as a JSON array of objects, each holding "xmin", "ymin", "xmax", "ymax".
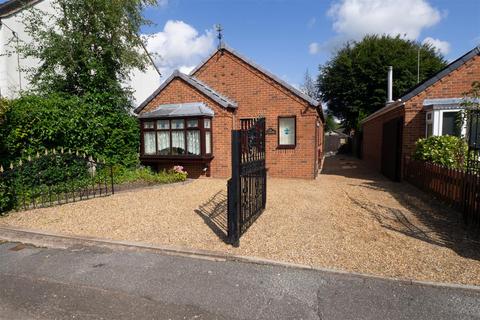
[{"xmin": 1, "ymin": 156, "xmax": 479, "ymax": 286}]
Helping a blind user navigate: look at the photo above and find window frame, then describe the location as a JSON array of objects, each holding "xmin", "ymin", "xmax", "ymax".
[
  {"xmin": 140, "ymin": 116, "xmax": 213, "ymax": 161},
  {"xmin": 277, "ymin": 115, "xmax": 297, "ymax": 149},
  {"xmin": 425, "ymin": 111, "xmax": 433, "ymax": 137}
]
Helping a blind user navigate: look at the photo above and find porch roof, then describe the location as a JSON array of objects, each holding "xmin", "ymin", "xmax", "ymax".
[
  {"xmin": 138, "ymin": 102, "xmax": 214, "ymax": 119},
  {"xmin": 423, "ymin": 98, "xmax": 480, "ymax": 110}
]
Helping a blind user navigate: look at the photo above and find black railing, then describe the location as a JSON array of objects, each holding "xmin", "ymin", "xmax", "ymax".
[
  {"xmin": 228, "ymin": 118, "xmax": 267, "ymax": 246},
  {"xmin": 0, "ymin": 149, "xmax": 114, "ymax": 215}
]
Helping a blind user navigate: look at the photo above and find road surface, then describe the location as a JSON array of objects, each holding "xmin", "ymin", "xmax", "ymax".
[{"xmin": 0, "ymin": 241, "xmax": 479, "ymax": 319}]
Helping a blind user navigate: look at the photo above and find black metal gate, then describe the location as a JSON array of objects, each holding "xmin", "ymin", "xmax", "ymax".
[
  {"xmin": 464, "ymin": 109, "xmax": 480, "ymax": 226},
  {"xmin": 381, "ymin": 117, "xmax": 403, "ymax": 181},
  {"xmin": 227, "ymin": 118, "xmax": 267, "ymax": 246}
]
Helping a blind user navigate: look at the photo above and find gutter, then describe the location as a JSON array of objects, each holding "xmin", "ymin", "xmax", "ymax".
[{"xmin": 360, "ymin": 100, "xmax": 404, "ymax": 125}]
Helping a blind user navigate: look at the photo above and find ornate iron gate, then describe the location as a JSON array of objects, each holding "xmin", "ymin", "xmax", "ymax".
[{"xmin": 227, "ymin": 118, "xmax": 267, "ymax": 246}]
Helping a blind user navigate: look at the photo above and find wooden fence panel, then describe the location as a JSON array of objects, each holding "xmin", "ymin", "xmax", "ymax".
[{"xmin": 404, "ymin": 157, "xmax": 480, "ymax": 228}]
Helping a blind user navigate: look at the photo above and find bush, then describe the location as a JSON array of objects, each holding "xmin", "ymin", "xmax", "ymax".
[
  {"xmin": 413, "ymin": 135, "xmax": 467, "ymax": 168},
  {"xmin": 0, "ymin": 93, "xmax": 139, "ymax": 168},
  {"xmin": 0, "ymin": 178, "xmax": 15, "ymax": 214},
  {"xmin": 113, "ymin": 165, "xmax": 188, "ymax": 185}
]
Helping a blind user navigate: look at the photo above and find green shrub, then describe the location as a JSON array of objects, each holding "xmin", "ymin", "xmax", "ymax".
[
  {"xmin": 0, "ymin": 93, "xmax": 139, "ymax": 168},
  {"xmin": 413, "ymin": 135, "xmax": 467, "ymax": 168},
  {"xmin": 113, "ymin": 166, "xmax": 188, "ymax": 185},
  {"xmin": 0, "ymin": 178, "xmax": 15, "ymax": 214}
]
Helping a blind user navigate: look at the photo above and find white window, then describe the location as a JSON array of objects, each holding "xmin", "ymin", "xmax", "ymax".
[
  {"xmin": 144, "ymin": 121, "xmax": 154, "ymax": 129},
  {"xmin": 171, "ymin": 131, "xmax": 185, "ymax": 155},
  {"xmin": 204, "ymin": 119, "xmax": 211, "ymax": 129},
  {"xmin": 143, "ymin": 132, "xmax": 156, "ymax": 155},
  {"xmin": 278, "ymin": 116, "xmax": 296, "ymax": 147},
  {"xmin": 187, "ymin": 130, "xmax": 201, "ymax": 155},
  {"xmin": 157, "ymin": 131, "xmax": 170, "ymax": 155},
  {"xmin": 205, "ymin": 131, "xmax": 212, "ymax": 154},
  {"xmin": 426, "ymin": 112, "xmax": 433, "ymax": 137},
  {"xmin": 157, "ymin": 119, "xmax": 169, "ymax": 129}
]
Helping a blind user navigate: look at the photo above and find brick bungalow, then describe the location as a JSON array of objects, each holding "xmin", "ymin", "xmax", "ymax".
[
  {"xmin": 361, "ymin": 45, "xmax": 480, "ymax": 181},
  {"xmin": 134, "ymin": 44, "xmax": 324, "ymax": 179}
]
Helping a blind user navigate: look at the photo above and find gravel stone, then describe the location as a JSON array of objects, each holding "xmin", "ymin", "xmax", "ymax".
[{"xmin": 2, "ymin": 156, "xmax": 479, "ymax": 286}]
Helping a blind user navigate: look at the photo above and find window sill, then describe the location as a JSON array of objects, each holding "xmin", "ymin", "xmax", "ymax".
[
  {"xmin": 277, "ymin": 145, "xmax": 296, "ymax": 150},
  {"xmin": 140, "ymin": 155, "xmax": 214, "ymax": 162}
]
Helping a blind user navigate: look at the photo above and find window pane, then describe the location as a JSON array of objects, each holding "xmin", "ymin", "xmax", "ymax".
[
  {"xmin": 187, "ymin": 130, "xmax": 201, "ymax": 155},
  {"xmin": 442, "ymin": 112, "xmax": 460, "ymax": 136},
  {"xmin": 143, "ymin": 132, "xmax": 156, "ymax": 155},
  {"xmin": 171, "ymin": 119, "xmax": 184, "ymax": 129},
  {"xmin": 279, "ymin": 117, "xmax": 295, "ymax": 145},
  {"xmin": 187, "ymin": 119, "xmax": 198, "ymax": 128},
  {"xmin": 157, "ymin": 131, "xmax": 170, "ymax": 155},
  {"xmin": 157, "ymin": 120, "xmax": 169, "ymax": 129},
  {"xmin": 143, "ymin": 121, "xmax": 154, "ymax": 129},
  {"xmin": 171, "ymin": 131, "xmax": 185, "ymax": 155},
  {"xmin": 204, "ymin": 119, "xmax": 211, "ymax": 129},
  {"xmin": 205, "ymin": 131, "xmax": 212, "ymax": 154},
  {"xmin": 426, "ymin": 123, "xmax": 433, "ymax": 137}
]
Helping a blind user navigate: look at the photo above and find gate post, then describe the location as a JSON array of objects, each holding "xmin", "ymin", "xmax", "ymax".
[{"xmin": 228, "ymin": 130, "xmax": 241, "ymax": 247}]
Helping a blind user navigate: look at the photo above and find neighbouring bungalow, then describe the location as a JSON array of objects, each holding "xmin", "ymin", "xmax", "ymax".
[
  {"xmin": 134, "ymin": 44, "xmax": 324, "ymax": 179},
  {"xmin": 361, "ymin": 45, "xmax": 480, "ymax": 181}
]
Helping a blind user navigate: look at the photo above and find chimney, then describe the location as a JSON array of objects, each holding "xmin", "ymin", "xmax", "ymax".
[{"xmin": 387, "ymin": 66, "xmax": 393, "ymax": 103}]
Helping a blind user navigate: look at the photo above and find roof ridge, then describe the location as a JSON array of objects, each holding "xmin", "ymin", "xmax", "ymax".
[
  {"xmin": 189, "ymin": 43, "xmax": 321, "ymax": 109},
  {"xmin": 134, "ymin": 70, "xmax": 237, "ymax": 114},
  {"xmin": 400, "ymin": 45, "xmax": 480, "ymax": 102}
]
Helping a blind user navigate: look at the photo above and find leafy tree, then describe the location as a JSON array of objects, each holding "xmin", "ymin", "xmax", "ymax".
[
  {"xmin": 0, "ymin": 98, "xmax": 8, "ymax": 125},
  {"xmin": 324, "ymin": 113, "xmax": 339, "ymax": 132},
  {"xmin": 318, "ymin": 35, "xmax": 447, "ymax": 130},
  {"xmin": 300, "ymin": 69, "xmax": 319, "ymax": 100},
  {"xmin": 15, "ymin": 0, "xmax": 156, "ymax": 103}
]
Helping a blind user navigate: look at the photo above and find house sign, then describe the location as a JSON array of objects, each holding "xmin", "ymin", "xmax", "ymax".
[{"xmin": 266, "ymin": 127, "xmax": 276, "ymax": 135}]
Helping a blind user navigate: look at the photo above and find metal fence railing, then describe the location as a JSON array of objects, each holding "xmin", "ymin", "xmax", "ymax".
[{"xmin": 0, "ymin": 149, "xmax": 114, "ymax": 215}]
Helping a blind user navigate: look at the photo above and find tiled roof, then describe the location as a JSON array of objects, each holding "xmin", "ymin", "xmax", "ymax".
[
  {"xmin": 190, "ymin": 43, "xmax": 321, "ymax": 109},
  {"xmin": 138, "ymin": 102, "xmax": 214, "ymax": 118},
  {"xmin": 134, "ymin": 70, "xmax": 237, "ymax": 114}
]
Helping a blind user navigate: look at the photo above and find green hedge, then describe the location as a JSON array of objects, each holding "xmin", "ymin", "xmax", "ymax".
[
  {"xmin": 413, "ymin": 135, "xmax": 467, "ymax": 168},
  {"xmin": 0, "ymin": 93, "xmax": 139, "ymax": 168}
]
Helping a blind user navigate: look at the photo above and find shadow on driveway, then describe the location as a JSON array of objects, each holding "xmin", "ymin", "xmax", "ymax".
[
  {"xmin": 321, "ymin": 155, "xmax": 480, "ymax": 261},
  {"xmin": 195, "ymin": 190, "xmax": 228, "ymax": 243}
]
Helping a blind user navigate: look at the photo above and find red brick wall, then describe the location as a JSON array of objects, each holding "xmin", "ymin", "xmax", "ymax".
[
  {"xmin": 362, "ymin": 53, "xmax": 480, "ymax": 174},
  {"xmin": 140, "ymin": 78, "xmax": 233, "ymax": 178},
  {"xmin": 403, "ymin": 54, "xmax": 480, "ymax": 157},
  {"xmin": 193, "ymin": 50, "xmax": 321, "ymax": 179},
  {"xmin": 362, "ymin": 106, "xmax": 405, "ymax": 172}
]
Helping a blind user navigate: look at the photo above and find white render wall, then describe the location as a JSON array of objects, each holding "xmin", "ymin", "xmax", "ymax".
[{"xmin": 0, "ymin": 0, "xmax": 160, "ymax": 106}]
